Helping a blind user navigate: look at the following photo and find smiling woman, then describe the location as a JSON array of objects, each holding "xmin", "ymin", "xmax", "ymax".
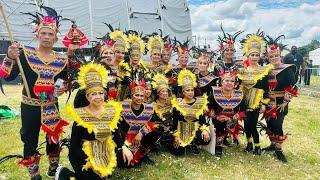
[{"xmin": 56, "ymin": 63, "xmax": 127, "ymax": 179}]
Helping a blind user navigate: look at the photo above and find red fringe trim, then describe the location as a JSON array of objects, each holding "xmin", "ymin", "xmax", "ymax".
[
  {"xmin": 147, "ymin": 121, "xmax": 157, "ymax": 131},
  {"xmin": 34, "ymin": 85, "xmax": 54, "ymax": 93},
  {"xmin": 237, "ymin": 111, "xmax": 245, "ymax": 119},
  {"xmin": 228, "ymin": 124, "xmax": 243, "ymax": 140},
  {"xmin": 284, "ymin": 86, "xmax": 298, "ymax": 97},
  {"xmin": 0, "ymin": 68, "xmax": 9, "ymax": 78},
  {"xmin": 67, "ymin": 62, "xmax": 81, "ymax": 69},
  {"xmin": 125, "ymin": 134, "xmax": 136, "ymax": 144},
  {"xmin": 268, "ymin": 81, "xmax": 278, "ymax": 90},
  {"xmin": 41, "ymin": 119, "xmax": 69, "ymax": 144},
  {"xmin": 18, "ymin": 155, "xmax": 41, "ymax": 166},
  {"xmin": 268, "ymin": 133, "xmax": 288, "ymax": 143},
  {"xmin": 131, "ymin": 149, "xmax": 144, "ymax": 166},
  {"xmin": 263, "ymin": 107, "xmax": 278, "ymax": 119}
]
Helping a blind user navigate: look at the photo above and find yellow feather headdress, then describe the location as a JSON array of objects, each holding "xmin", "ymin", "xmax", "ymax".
[
  {"xmin": 146, "ymin": 35, "xmax": 164, "ymax": 55},
  {"xmin": 151, "ymin": 73, "xmax": 169, "ymax": 92},
  {"xmin": 177, "ymin": 70, "xmax": 197, "ymax": 91},
  {"xmin": 109, "ymin": 30, "xmax": 129, "ymax": 52},
  {"xmin": 242, "ymin": 34, "xmax": 266, "ymax": 56},
  {"xmin": 78, "ymin": 63, "xmax": 109, "ymax": 94},
  {"xmin": 128, "ymin": 34, "xmax": 145, "ymax": 55}
]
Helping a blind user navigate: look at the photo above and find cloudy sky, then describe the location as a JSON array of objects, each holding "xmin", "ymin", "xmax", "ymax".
[{"xmin": 188, "ymin": 0, "xmax": 320, "ymax": 49}]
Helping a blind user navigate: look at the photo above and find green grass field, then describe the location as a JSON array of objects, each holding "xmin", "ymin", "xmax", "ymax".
[{"xmin": 0, "ymin": 85, "xmax": 320, "ymax": 180}]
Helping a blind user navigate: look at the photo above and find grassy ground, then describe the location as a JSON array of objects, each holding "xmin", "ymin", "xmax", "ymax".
[
  {"xmin": 301, "ymin": 75, "xmax": 320, "ymax": 89},
  {"xmin": 0, "ymin": 85, "xmax": 320, "ymax": 180}
]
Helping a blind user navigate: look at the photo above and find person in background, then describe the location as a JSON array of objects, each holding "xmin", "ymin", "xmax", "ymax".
[
  {"xmin": 304, "ymin": 58, "xmax": 312, "ymax": 86},
  {"xmin": 283, "ymin": 46, "xmax": 303, "ymax": 83}
]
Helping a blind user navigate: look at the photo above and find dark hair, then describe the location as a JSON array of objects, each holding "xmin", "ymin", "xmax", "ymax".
[{"xmin": 73, "ymin": 89, "xmax": 89, "ymax": 108}]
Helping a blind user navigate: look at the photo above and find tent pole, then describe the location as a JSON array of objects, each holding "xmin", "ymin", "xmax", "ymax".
[
  {"xmin": 0, "ymin": 2, "xmax": 31, "ymax": 98},
  {"xmin": 126, "ymin": 0, "xmax": 131, "ymax": 29},
  {"xmin": 88, "ymin": 0, "xmax": 93, "ymax": 42}
]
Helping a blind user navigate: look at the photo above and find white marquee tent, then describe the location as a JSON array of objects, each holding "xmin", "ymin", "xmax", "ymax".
[
  {"xmin": 0, "ymin": 0, "xmax": 192, "ymax": 48},
  {"xmin": 309, "ymin": 48, "xmax": 320, "ymax": 66}
]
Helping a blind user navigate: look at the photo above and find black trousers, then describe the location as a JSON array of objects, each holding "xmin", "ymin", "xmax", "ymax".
[
  {"xmin": 20, "ymin": 103, "xmax": 60, "ymax": 158},
  {"xmin": 170, "ymin": 130, "xmax": 210, "ymax": 156},
  {"xmin": 304, "ymin": 69, "xmax": 311, "ymax": 85},
  {"xmin": 244, "ymin": 109, "xmax": 260, "ymax": 144},
  {"xmin": 117, "ymin": 131, "xmax": 161, "ymax": 168},
  {"xmin": 266, "ymin": 106, "xmax": 288, "ymax": 137},
  {"xmin": 212, "ymin": 119, "xmax": 227, "ymax": 146}
]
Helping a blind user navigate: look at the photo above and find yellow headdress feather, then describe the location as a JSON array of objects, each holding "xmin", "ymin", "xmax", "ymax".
[
  {"xmin": 78, "ymin": 63, "xmax": 109, "ymax": 94},
  {"xmin": 177, "ymin": 70, "xmax": 197, "ymax": 91},
  {"xmin": 109, "ymin": 30, "xmax": 129, "ymax": 52},
  {"xmin": 243, "ymin": 34, "xmax": 266, "ymax": 56},
  {"xmin": 151, "ymin": 73, "xmax": 169, "ymax": 92},
  {"xmin": 146, "ymin": 35, "xmax": 164, "ymax": 55},
  {"xmin": 128, "ymin": 34, "xmax": 145, "ymax": 55}
]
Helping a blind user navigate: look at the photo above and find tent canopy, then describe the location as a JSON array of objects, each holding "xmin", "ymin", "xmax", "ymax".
[{"xmin": 0, "ymin": 0, "xmax": 192, "ymax": 48}]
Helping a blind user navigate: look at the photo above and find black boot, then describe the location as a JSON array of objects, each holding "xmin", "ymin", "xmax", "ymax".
[
  {"xmin": 31, "ymin": 175, "xmax": 42, "ymax": 180},
  {"xmin": 262, "ymin": 143, "xmax": 276, "ymax": 151},
  {"xmin": 189, "ymin": 145, "xmax": 200, "ymax": 155},
  {"xmin": 55, "ymin": 166, "xmax": 74, "ymax": 180},
  {"xmin": 274, "ymin": 150, "xmax": 288, "ymax": 163},
  {"xmin": 215, "ymin": 146, "xmax": 223, "ymax": 157},
  {"xmin": 222, "ymin": 138, "xmax": 230, "ymax": 146},
  {"xmin": 47, "ymin": 153, "xmax": 60, "ymax": 177},
  {"xmin": 244, "ymin": 143, "xmax": 253, "ymax": 152},
  {"xmin": 141, "ymin": 155, "xmax": 155, "ymax": 165},
  {"xmin": 254, "ymin": 146, "xmax": 262, "ymax": 155}
]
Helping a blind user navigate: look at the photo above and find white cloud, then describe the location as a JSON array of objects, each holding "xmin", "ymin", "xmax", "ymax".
[{"xmin": 190, "ymin": 0, "xmax": 320, "ymax": 49}]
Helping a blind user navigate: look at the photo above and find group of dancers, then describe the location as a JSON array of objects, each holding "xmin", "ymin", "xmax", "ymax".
[{"xmin": 0, "ymin": 5, "xmax": 298, "ymax": 180}]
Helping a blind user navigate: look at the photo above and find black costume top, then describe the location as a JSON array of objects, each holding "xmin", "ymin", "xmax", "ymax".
[
  {"xmin": 65, "ymin": 101, "xmax": 123, "ymax": 178},
  {"xmin": 171, "ymin": 95, "xmax": 209, "ymax": 147},
  {"xmin": 207, "ymin": 87, "xmax": 246, "ymax": 139},
  {"xmin": 118, "ymin": 101, "xmax": 157, "ymax": 153},
  {"xmin": 237, "ymin": 65, "xmax": 273, "ymax": 110},
  {"xmin": 208, "ymin": 87, "xmax": 246, "ymax": 119},
  {"xmin": 117, "ymin": 60, "xmax": 151, "ymax": 100},
  {"xmin": 153, "ymin": 99, "xmax": 173, "ymax": 133},
  {"xmin": 0, "ymin": 46, "xmax": 70, "ymax": 142},
  {"xmin": 195, "ymin": 71, "xmax": 218, "ymax": 96},
  {"xmin": 267, "ymin": 64, "xmax": 297, "ymax": 108}
]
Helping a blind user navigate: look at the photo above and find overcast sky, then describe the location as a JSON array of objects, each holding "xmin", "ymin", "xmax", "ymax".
[{"xmin": 188, "ymin": 0, "xmax": 320, "ymax": 49}]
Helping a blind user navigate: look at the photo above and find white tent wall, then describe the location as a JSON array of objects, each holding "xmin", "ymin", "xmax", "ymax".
[
  {"xmin": 0, "ymin": 0, "xmax": 192, "ymax": 48},
  {"xmin": 309, "ymin": 48, "xmax": 320, "ymax": 66},
  {"xmin": 0, "ymin": 1, "xmax": 38, "ymax": 44},
  {"xmin": 162, "ymin": 0, "xmax": 192, "ymax": 42},
  {"xmin": 127, "ymin": 0, "xmax": 162, "ymax": 35}
]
